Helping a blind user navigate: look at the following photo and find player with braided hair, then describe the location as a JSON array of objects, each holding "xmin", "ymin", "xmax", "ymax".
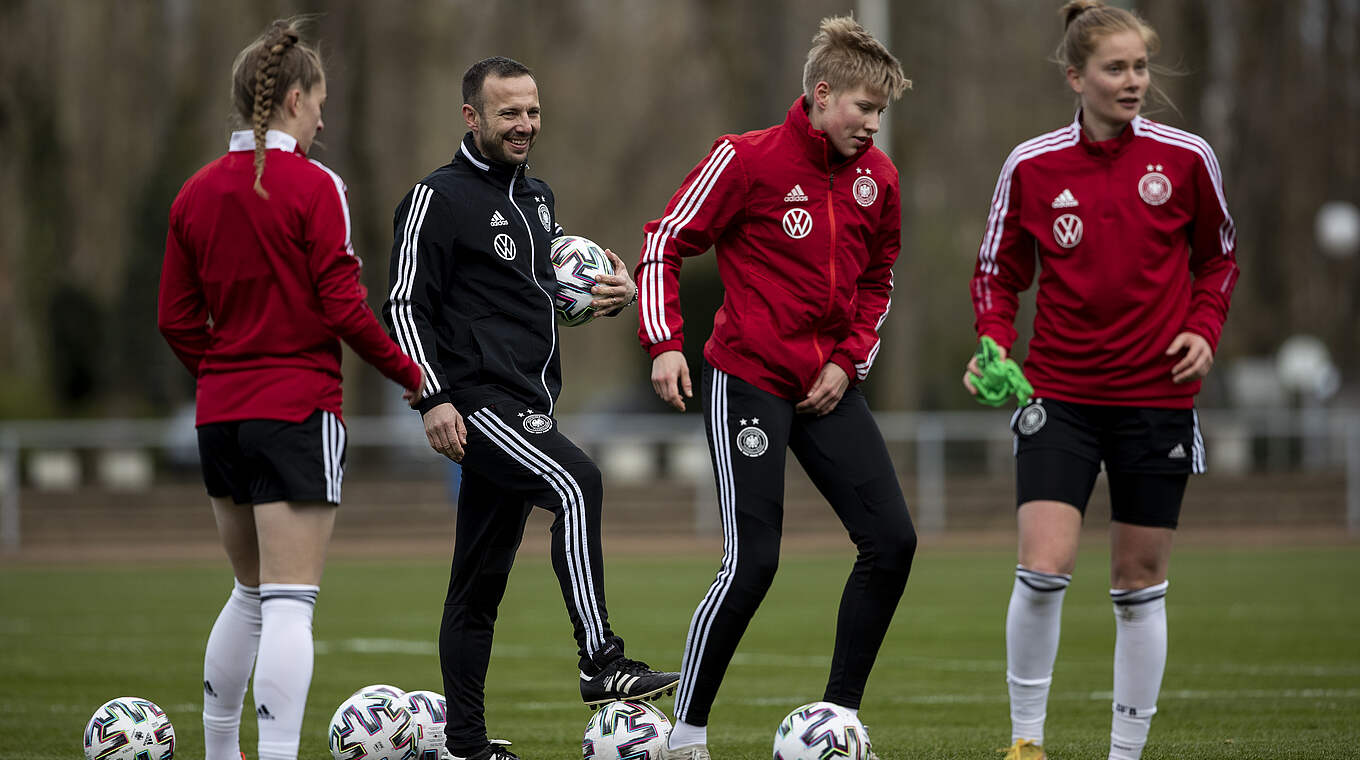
[
  {"xmin": 240, "ymin": 21, "xmax": 313, "ymax": 198},
  {"xmin": 158, "ymin": 17, "xmax": 421, "ymax": 760}
]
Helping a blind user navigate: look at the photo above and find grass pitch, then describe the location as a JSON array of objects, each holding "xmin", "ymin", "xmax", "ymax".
[{"xmin": 2, "ymin": 540, "xmax": 1357, "ymax": 759}]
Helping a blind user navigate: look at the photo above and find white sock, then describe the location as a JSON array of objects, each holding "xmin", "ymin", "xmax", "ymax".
[
  {"xmin": 1109, "ymin": 581, "xmax": 1168, "ymax": 760},
  {"xmin": 667, "ymin": 720, "xmax": 707, "ymax": 749},
  {"xmin": 254, "ymin": 584, "xmax": 319, "ymax": 760},
  {"xmin": 203, "ymin": 581, "xmax": 261, "ymax": 760},
  {"xmin": 1006, "ymin": 565, "xmax": 1071, "ymax": 745}
]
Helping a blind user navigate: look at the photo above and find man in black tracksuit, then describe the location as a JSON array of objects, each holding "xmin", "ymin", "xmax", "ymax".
[{"xmin": 383, "ymin": 56, "xmax": 678, "ymax": 760}]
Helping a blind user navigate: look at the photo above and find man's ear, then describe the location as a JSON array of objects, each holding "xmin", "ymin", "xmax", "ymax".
[{"xmin": 462, "ymin": 103, "xmax": 479, "ymax": 132}]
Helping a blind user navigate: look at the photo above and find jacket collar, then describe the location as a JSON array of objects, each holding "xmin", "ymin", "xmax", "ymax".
[
  {"xmin": 228, "ymin": 129, "xmax": 301, "ymax": 155},
  {"xmin": 1076, "ymin": 110, "xmax": 1138, "ymax": 158},
  {"xmin": 458, "ymin": 132, "xmax": 524, "ymax": 180},
  {"xmin": 784, "ymin": 95, "xmax": 872, "ymax": 170}
]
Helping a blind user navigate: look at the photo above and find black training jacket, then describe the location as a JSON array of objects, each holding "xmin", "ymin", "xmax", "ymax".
[{"xmin": 384, "ymin": 133, "xmax": 567, "ymax": 416}]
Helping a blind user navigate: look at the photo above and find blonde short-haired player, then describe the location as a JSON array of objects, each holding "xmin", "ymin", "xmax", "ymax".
[{"xmin": 638, "ymin": 17, "xmax": 914, "ymax": 760}]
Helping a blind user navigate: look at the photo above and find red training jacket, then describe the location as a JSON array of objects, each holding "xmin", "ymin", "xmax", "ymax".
[
  {"xmin": 637, "ymin": 97, "xmax": 900, "ymax": 401},
  {"xmin": 159, "ymin": 130, "xmax": 420, "ymax": 425},
  {"xmin": 970, "ymin": 113, "xmax": 1239, "ymax": 409}
]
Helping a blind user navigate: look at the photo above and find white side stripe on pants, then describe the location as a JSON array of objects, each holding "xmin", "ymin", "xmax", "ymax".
[
  {"xmin": 675, "ymin": 369, "xmax": 739, "ymax": 721},
  {"xmin": 322, "ymin": 411, "xmax": 346, "ymax": 503},
  {"xmin": 466, "ymin": 409, "xmax": 606, "ymax": 655}
]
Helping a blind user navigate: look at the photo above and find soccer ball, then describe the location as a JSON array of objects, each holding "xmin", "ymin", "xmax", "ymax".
[
  {"xmin": 582, "ymin": 700, "xmax": 672, "ymax": 760},
  {"xmin": 352, "ymin": 684, "xmax": 407, "ymax": 699},
  {"xmin": 83, "ymin": 697, "xmax": 175, "ymax": 760},
  {"xmin": 404, "ymin": 690, "xmax": 447, "ymax": 760},
  {"xmin": 772, "ymin": 702, "xmax": 872, "ymax": 760},
  {"xmin": 329, "ymin": 690, "xmax": 419, "ymax": 760},
  {"xmin": 550, "ymin": 235, "xmax": 614, "ymax": 327}
]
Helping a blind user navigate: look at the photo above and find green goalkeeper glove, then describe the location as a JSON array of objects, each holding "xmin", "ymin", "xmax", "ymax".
[{"xmin": 971, "ymin": 336, "xmax": 1034, "ymax": 407}]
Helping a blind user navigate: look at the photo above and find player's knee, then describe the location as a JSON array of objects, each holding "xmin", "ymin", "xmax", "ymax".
[
  {"xmin": 1111, "ymin": 550, "xmax": 1166, "ymax": 588},
  {"xmin": 873, "ymin": 525, "xmax": 917, "ymax": 576},
  {"xmin": 1019, "ymin": 550, "xmax": 1077, "ymax": 576},
  {"xmin": 735, "ymin": 552, "xmax": 780, "ymax": 599},
  {"xmin": 1111, "ymin": 564, "xmax": 1165, "ymax": 590},
  {"xmin": 564, "ymin": 459, "xmax": 603, "ymax": 493}
]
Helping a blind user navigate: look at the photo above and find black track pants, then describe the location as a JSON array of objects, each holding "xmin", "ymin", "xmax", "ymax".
[
  {"xmin": 438, "ymin": 395, "xmax": 620, "ymax": 751},
  {"xmin": 672, "ymin": 364, "xmax": 917, "ymax": 726}
]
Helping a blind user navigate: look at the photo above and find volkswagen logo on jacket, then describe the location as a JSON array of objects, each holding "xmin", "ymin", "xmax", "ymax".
[
  {"xmin": 781, "ymin": 208, "xmax": 813, "ymax": 239},
  {"xmin": 494, "ymin": 233, "xmax": 517, "ymax": 260}
]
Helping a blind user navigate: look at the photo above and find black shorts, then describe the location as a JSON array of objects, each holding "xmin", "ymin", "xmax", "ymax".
[
  {"xmin": 1011, "ymin": 398, "xmax": 1203, "ymax": 528},
  {"xmin": 197, "ymin": 409, "xmax": 346, "ymax": 505}
]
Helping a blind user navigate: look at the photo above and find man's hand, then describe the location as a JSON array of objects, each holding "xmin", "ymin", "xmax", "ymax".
[
  {"xmin": 651, "ymin": 350, "xmax": 693, "ymax": 412},
  {"xmin": 795, "ymin": 363, "xmax": 849, "ymax": 416},
  {"xmin": 962, "ymin": 341, "xmax": 1007, "ymax": 396},
  {"xmin": 592, "ymin": 249, "xmax": 637, "ymax": 315},
  {"xmin": 423, "ymin": 402, "xmax": 468, "ymax": 462},
  {"xmin": 1167, "ymin": 331, "xmax": 1214, "ymax": 383}
]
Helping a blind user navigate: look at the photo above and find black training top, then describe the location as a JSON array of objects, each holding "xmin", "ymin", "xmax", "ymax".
[{"xmin": 385, "ymin": 133, "xmax": 567, "ymax": 416}]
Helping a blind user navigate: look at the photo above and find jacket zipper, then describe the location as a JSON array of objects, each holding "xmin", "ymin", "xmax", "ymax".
[
  {"xmin": 812, "ymin": 171, "xmax": 837, "ymax": 369},
  {"xmin": 507, "ymin": 165, "xmax": 558, "ymax": 416}
]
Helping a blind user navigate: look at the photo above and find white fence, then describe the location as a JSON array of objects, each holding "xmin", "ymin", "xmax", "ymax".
[{"xmin": 2, "ymin": 408, "xmax": 1358, "ymax": 552}]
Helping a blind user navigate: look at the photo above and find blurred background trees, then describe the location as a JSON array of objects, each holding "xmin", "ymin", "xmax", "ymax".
[{"xmin": 1, "ymin": 0, "xmax": 1356, "ymax": 420}]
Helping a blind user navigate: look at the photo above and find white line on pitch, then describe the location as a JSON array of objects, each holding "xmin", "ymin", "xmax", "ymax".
[
  {"xmin": 316, "ymin": 639, "xmax": 1360, "ymax": 681},
  {"xmin": 733, "ymin": 688, "xmax": 1360, "ymax": 707},
  {"xmin": 511, "ymin": 687, "xmax": 1360, "ymax": 711},
  {"xmin": 315, "ymin": 638, "xmax": 536, "ymax": 657}
]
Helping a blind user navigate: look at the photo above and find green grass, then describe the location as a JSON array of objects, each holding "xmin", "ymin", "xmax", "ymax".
[{"xmin": 3, "ymin": 544, "xmax": 1358, "ymax": 759}]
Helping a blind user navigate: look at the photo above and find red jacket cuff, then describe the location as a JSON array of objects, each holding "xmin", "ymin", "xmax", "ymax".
[
  {"xmin": 400, "ymin": 359, "xmax": 422, "ymax": 392},
  {"xmin": 829, "ymin": 354, "xmax": 859, "ymax": 386},
  {"xmin": 977, "ymin": 327, "xmax": 1016, "ymax": 353},
  {"xmin": 647, "ymin": 339, "xmax": 684, "ymax": 359}
]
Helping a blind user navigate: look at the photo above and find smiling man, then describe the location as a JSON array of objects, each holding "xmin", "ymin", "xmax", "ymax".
[
  {"xmin": 383, "ymin": 56, "xmax": 675, "ymax": 760},
  {"xmin": 634, "ymin": 17, "xmax": 915, "ymax": 760}
]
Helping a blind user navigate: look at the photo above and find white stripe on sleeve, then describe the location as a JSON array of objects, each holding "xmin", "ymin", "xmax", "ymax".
[
  {"xmin": 639, "ymin": 141, "xmax": 736, "ymax": 345},
  {"xmin": 386, "ymin": 184, "xmax": 441, "ymax": 397},
  {"xmin": 1133, "ymin": 118, "xmax": 1237, "ymax": 257},
  {"xmin": 309, "ymin": 160, "xmax": 354, "ymax": 257},
  {"xmin": 977, "ymin": 123, "xmax": 1079, "ymax": 275}
]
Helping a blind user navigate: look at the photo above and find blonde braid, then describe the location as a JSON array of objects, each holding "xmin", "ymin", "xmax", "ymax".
[{"xmin": 250, "ymin": 24, "xmax": 299, "ymax": 199}]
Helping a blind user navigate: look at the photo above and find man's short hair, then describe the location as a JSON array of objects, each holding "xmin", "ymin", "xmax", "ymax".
[
  {"xmin": 462, "ymin": 56, "xmax": 534, "ymax": 114},
  {"xmin": 803, "ymin": 16, "xmax": 910, "ymax": 101}
]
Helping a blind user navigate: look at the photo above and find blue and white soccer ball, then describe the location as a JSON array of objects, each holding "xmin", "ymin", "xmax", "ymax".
[
  {"xmin": 83, "ymin": 697, "xmax": 175, "ymax": 760},
  {"xmin": 404, "ymin": 689, "xmax": 447, "ymax": 760},
  {"xmin": 772, "ymin": 702, "xmax": 872, "ymax": 760},
  {"xmin": 550, "ymin": 235, "xmax": 614, "ymax": 327},
  {"xmin": 582, "ymin": 700, "xmax": 672, "ymax": 760},
  {"xmin": 329, "ymin": 690, "xmax": 419, "ymax": 760}
]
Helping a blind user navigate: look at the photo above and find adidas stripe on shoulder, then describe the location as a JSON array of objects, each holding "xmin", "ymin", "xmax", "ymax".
[{"xmin": 978, "ymin": 122, "xmax": 1081, "ymax": 275}]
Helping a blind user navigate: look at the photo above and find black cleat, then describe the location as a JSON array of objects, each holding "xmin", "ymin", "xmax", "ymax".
[
  {"xmin": 580, "ymin": 657, "xmax": 680, "ymax": 709},
  {"xmin": 443, "ymin": 740, "xmax": 519, "ymax": 760}
]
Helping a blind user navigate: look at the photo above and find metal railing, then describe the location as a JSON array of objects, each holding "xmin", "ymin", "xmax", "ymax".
[{"xmin": 2, "ymin": 408, "xmax": 1357, "ymax": 552}]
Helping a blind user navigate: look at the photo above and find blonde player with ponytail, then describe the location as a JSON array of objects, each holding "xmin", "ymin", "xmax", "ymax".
[
  {"xmin": 158, "ymin": 18, "xmax": 422, "ymax": 760},
  {"xmin": 965, "ymin": 3, "xmax": 1238, "ymax": 759}
]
